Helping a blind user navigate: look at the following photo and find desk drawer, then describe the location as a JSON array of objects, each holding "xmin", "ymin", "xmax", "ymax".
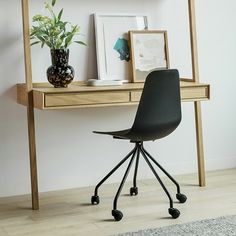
[
  {"xmin": 131, "ymin": 86, "xmax": 209, "ymax": 103},
  {"xmin": 45, "ymin": 91, "xmax": 130, "ymax": 107},
  {"xmin": 181, "ymin": 86, "xmax": 209, "ymax": 101}
]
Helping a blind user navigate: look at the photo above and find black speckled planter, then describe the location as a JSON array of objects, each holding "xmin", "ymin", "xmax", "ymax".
[{"xmin": 47, "ymin": 49, "xmax": 74, "ymax": 88}]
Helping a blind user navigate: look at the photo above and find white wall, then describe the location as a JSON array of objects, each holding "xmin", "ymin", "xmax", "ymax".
[{"xmin": 0, "ymin": 0, "xmax": 235, "ymax": 197}]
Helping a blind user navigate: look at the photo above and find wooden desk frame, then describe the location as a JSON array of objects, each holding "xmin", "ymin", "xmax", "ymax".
[{"xmin": 20, "ymin": 0, "xmax": 209, "ymax": 210}]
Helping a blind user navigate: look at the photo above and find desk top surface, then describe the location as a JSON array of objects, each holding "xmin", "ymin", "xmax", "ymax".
[{"xmin": 18, "ymin": 80, "xmax": 209, "ymax": 94}]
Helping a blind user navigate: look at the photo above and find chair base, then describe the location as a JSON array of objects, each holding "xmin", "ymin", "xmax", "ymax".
[{"xmin": 91, "ymin": 142, "xmax": 187, "ymax": 221}]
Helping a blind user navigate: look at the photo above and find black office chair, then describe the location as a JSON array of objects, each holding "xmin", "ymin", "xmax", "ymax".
[{"xmin": 91, "ymin": 69, "xmax": 187, "ymax": 221}]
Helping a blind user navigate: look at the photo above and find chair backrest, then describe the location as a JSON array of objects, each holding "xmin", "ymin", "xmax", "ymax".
[{"xmin": 131, "ymin": 69, "xmax": 182, "ymax": 139}]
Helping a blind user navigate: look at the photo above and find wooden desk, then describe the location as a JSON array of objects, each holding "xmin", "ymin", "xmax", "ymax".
[
  {"xmin": 17, "ymin": 80, "xmax": 210, "ymax": 203},
  {"xmin": 17, "ymin": 81, "xmax": 209, "ymax": 109}
]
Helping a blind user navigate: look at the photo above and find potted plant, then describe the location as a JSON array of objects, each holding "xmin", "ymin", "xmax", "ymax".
[{"xmin": 30, "ymin": 0, "xmax": 86, "ymax": 88}]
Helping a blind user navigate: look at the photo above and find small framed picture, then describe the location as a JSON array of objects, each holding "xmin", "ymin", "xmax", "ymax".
[
  {"xmin": 94, "ymin": 14, "xmax": 148, "ymax": 81},
  {"xmin": 129, "ymin": 30, "xmax": 170, "ymax": 82}
]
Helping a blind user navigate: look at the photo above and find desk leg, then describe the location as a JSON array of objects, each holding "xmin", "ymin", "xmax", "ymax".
[
  {"xmin": 27, "ymin": 92, "xmax": 39, "ymax": 210},
  {"xmin": 194, "ymin": 101, "xmax": 206, "ymax": 187}
]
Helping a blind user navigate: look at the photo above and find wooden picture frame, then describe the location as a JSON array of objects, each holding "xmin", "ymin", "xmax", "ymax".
[{"xmin": 129, "ymin": 30, "xmax": 170, "ymax": 82}]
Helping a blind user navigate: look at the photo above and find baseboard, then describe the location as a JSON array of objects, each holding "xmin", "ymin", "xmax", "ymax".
[
  {"xmin": 1, "ymin": 156, "xmax": 235, "ymax": 198},
  {"xmin": 135, "ymin": 156, "xmax": 236, "ymax": 180}
]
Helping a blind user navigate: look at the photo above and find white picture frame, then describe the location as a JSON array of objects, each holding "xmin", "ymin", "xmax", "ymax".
[{"xmin": 94, "ymin": 14, "xmax": 148, "ymax": 81}]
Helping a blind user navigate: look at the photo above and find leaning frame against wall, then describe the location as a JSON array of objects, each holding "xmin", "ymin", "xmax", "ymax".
[{"xmin": 21, "ymin": 0, "xmax": 207, "ymax": 210}]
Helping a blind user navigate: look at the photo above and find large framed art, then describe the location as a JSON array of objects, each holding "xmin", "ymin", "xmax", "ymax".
[
  {"xmin": 94, "ymin": 14, "xmax": 148, "ymax": 81},
  {"xmin": 129, "ymin": 30, "xmax": 170, "ymax": 82}
]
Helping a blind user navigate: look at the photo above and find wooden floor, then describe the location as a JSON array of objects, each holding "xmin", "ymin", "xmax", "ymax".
[{"xmin": 0, "ymin": 169, "xmax": 236, "ymax": 236}]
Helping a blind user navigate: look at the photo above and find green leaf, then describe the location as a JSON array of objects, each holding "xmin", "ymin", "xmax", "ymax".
[
  {"xmin": 65, "ymin": 34, "xmax": 74, "ymax": 48},
  {"xmin": 55, "ymin": 39, "xmax": 63, "ymax": 49},
  {"xmin": 35, "ymin": 32, "xmax": 47, "ymax": 39},
  {"xmin": 75, "ymin": 41, "xmax": 87, "ymax": 46},
  {"xmin": 52, "ymin": 0, "xmax": 56, "ymax": 6},
  {"xmin": 44, "ymin": 40, "xmax": 52, "ymax": 48},
  {"xmin": 71, "ymin": 25, "xmax": 79, "ymax": 34},
  {"xmin": 53, "ymin": 12, "xmax": 57, "ymax": 24},
  {"xmin": 58, "ymin": 9, "xmax": 63, "ymax": 21},
  {"xmin": 35, "ymin": 35, "xmax": 46, "ymax": 43},
  {"xmin": 30, "ymin": 41, "xmax": 41, "ymax": 46}
]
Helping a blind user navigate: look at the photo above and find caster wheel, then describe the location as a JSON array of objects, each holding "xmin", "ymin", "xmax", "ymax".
[
  {"xmin": 130, "ymin": 187, "xmax": 138, "ymax": 196},
  {"xmin": 112, "ymin": 210, "xmax": 123, "ymax": 221},
  {"xmin": 91, "ymin": 195, "xmax": 100, "ymax": 205},
  {"xmin": 176, "ymin": 193, "xmax": 187, "ymax": 203},
  {"xmin": 169, "ymin": 208, "xmax": 180, "ymax": 219}
]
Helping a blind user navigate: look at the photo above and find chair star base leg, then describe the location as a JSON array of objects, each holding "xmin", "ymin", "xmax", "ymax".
[{"xmin": 91, "ymin": 142, "xmax": 187, "ymax": 220}]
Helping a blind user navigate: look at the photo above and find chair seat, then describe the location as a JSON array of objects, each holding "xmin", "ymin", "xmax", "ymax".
[
  {"xmin": 93, "ymin": 123, "xmax": 178, "ymax": 142},
  {"xmin": 93, "ymin": 129, "xmax": 131, "ymax": 140}
]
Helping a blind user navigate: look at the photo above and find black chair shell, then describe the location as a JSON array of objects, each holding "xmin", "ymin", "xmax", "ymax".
[{"xmin": 94, "ymin": 69, "xmax": 182, "ymax": 141}]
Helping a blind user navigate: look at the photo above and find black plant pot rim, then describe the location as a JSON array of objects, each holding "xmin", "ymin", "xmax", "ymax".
[{"xmin": 50, "ymin": 48, "xmax": 69, "ymax": 52}]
